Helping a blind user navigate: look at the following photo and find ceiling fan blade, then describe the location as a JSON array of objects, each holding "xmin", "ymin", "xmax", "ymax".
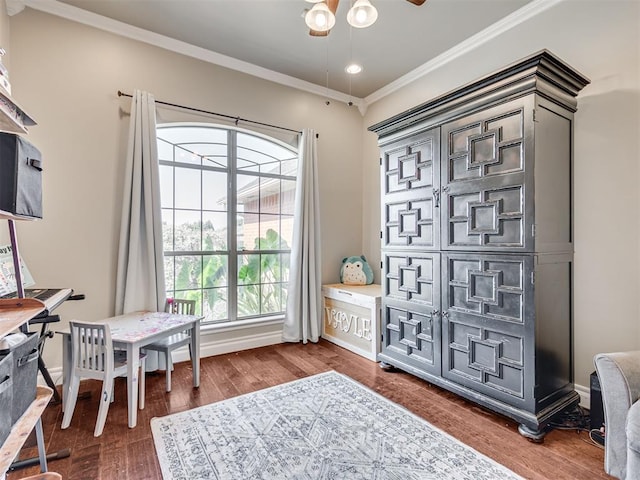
[
  {"xmin": 406, "ymin": 0, "xmax": 427, "ymax": 5},
  {"xmin": 309, "ymin": 0, "xmax": 340, "ymax": 36}
]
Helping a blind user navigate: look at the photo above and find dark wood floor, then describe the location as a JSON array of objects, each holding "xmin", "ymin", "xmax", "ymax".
[{"xmin": 9, "ymin": 340, "xmax": 610, "ymax": 480}]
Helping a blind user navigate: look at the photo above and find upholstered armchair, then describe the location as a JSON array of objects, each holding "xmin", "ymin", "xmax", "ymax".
[{"xmin": 594, "ymin": 351, "xmax": 640, "ymax": 479}]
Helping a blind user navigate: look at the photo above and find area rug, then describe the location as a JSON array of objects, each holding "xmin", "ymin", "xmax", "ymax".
[{"xmin": 151, "ymin": 371, "xmax": 523, "ymax": 479}]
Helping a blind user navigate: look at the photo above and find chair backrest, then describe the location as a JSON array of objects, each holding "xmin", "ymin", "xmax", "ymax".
[
  {"xmin": 68, "ymin": 321, "xmax": 113, "ymax": 375},
  {"xmin": 164, "ymin": 298, "xmax": 196, "ymax": 315}
]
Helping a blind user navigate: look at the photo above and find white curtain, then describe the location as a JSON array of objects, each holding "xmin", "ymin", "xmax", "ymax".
[
  {"xmin": 283, "ymin": 129, "xmax": 322, "ymax": 343},
  {"xmin": 115, "ymin": 90, "xmax": 166, "ymax": 316}
]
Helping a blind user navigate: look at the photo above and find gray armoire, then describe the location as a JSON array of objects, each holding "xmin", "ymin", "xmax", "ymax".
[{"xmin": 368, "ymin": 50, "xmax": 589, "ymax": 439}]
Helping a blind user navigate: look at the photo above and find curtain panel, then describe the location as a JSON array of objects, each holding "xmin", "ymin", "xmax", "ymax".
[
  {"xmin": 115, "ymin": 90, "xmax": 166, "ymax": 316},
  {"xmin": 283, "ymin": 129, "xmax": 322, "ymax": 343}
]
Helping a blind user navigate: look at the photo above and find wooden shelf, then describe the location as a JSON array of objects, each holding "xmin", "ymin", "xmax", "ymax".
[
  {"xmin": 0, "ymin": 385, "xmax": 53, "ymax": 476},
  {"xmin": 0, "ymin": 210, "xmax": 39, "ymax": 221},
  {"xmin": 0, "ymin": 84, "xmax": 36, "ymax": 135},
  {"xmin": 0, "ymin": 298, "xmax": 45, "ymax": 338},
  {"xmin": 0, "ymin": 77, "xmax": 48, "ymax": 477}
]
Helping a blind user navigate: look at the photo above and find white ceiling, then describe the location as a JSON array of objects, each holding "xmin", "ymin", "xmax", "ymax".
[{"xmin": 18, "ymin": 0, "xmax": 534, "ymax": 100}]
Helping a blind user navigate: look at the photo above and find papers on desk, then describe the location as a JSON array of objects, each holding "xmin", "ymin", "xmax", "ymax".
[{"xmin": 0, "ymin": 244, "xmax": 35, "ymax": 297}]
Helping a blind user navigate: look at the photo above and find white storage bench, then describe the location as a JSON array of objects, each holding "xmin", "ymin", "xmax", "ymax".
[{"xmin": 321, "ymin": 283, "xmax": 382, "ymax": 361}]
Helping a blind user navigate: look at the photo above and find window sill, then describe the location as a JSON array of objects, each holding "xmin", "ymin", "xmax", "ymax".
[{"xmin": 201, "ymin": 315, "xmax": 284, "ymax": 334}]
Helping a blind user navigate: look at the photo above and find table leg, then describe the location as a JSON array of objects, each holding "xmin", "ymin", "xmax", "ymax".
[
  {"xmin": 126, "ymin": 345, "xmax": 139, "ymax": 428},
  {"xmin": 61, "ymin": 333, "xmax": 70, "ymax": 413},
  {"xmin": 191, "ymin": 321, "xmax": 200, "ymax": 388}
]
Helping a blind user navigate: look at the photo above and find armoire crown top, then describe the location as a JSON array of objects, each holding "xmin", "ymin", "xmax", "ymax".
[{"xmin": 369, "ymin": 49, "xmax": 590, "ymax": 140}]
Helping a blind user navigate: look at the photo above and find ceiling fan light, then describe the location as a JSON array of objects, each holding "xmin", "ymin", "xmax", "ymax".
[
  {"xmin": 305, "ymin": 2, "xmax": 336, "ymax": 32},
  {"xmin": 347, "ymin": 0, "xmax": 378, "ymax": 28}
]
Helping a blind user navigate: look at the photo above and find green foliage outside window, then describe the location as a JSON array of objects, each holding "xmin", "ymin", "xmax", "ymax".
[
  {"xmin": 166, "ymin": 224, "xmax": 289, "ymax": 321},
  {"xmin": 237, "ymin": 228, "xmax": 289, "ymax": 317}
]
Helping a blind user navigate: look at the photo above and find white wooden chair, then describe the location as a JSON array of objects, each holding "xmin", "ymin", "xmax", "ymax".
[
  {"xmin": 61, "ymin": 321, "xmax": 146, "ymax": 437},
  {"xmin": 143, "ymin": 298, "xmax": 196, "ymax": 392}
]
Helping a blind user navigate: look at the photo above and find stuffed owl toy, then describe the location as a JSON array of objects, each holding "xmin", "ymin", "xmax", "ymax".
[{"xmin": 340, "ymin": 255, "xmax": 374, "ymax": 285}]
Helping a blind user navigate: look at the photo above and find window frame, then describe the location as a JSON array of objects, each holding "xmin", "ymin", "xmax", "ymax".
[{"xmin": 157, "ymin": 122, "xmax": 297, "ymax": 326}]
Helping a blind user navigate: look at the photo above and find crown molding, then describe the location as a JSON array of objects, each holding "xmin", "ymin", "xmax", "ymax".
[
  {"xmin": 5, "ymin": 0, "xmax": 25, "ymax": 16},
  {"xmin": 364, "ymin": 0, "xmax": 563, "ymax": 105},
  {"xmin": 6, "ymin": 0, "xmax": 360, "ymax": 108},
  {"xmin": 7, "ymin": 0, "xmax": 560, "ymax": 115}
]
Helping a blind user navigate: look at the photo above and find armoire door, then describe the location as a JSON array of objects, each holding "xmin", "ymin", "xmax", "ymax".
[
  {"xmin": 381, "ymin": 127, "xmax": 441, "ymax": 251},
  {"xmin": 381, "ymin": 251, "xmax": 441, "ymax": 375},
  {"xmin": 441, "ymin": 252, "xmax": 535, "ymax": 410},
  {"xmin": 440, "ymin": 99, "xmax": 535, "ymax": 252}
]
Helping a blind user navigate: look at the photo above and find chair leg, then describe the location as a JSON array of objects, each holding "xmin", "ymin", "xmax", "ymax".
[
  {"xmin": 95, "ymin": 376, "xmax": 114, "ymax": 437},
  {"xmin": 61, "ymin": 375, "xmax": 80, "ymax": 429},
  {"xmin": 139, "ymin": 357, "xmax": 146, "ymax": 410},
  {"xmin": 165, "ymin": 350, "xmax": 172, "ymax": 393}
]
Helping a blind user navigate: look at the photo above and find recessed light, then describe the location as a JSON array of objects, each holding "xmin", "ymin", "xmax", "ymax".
[{"xmin": 345, "ymin": 64, "xmax": 363, "ymax": 75}]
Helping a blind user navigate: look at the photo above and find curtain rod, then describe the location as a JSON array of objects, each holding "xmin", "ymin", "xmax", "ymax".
[{"xmin": 117, "ymin": 90, "xmax": 302, "ymax": 135}]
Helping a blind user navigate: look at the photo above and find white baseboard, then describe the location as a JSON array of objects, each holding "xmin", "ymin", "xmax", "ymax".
[
  {"xmin": 40, "ymin": 328, "xmax": 284, "ymax": 387},
  {"xmin": 575, "ymin": 382, "xmax": 590, "ymax": 409},
  {"xmin": 173, "ymin": 329, "xmax": 284, "ymax": 363},
  {"xmin": 39, "ymin": 339, "xmax": 594, "ymax": 413}
]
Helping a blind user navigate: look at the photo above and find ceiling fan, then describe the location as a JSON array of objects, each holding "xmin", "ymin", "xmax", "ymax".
[{"xmin": 307, "ymin": 0, "xmax": 427, "ymax": 37}]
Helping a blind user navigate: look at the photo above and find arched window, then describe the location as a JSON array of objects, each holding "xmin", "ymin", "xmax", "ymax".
[{"xmin": 157, "ymin": 124, "xmax": 297, "ymax": 324}]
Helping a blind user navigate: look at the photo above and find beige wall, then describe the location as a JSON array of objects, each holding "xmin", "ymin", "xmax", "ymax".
[
  {"xmin": 6, "ymin": 8, "xmax": 364, "ymax": 372},
  {"xmin": 362, "ymin": 0, "xmax": 640, "ymax": 388}
]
